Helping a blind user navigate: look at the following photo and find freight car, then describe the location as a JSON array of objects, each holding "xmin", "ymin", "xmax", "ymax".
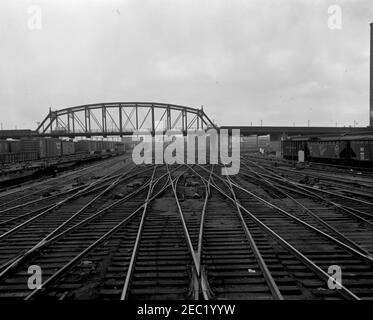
[
  {"xmin": 0, "ymin": 141, "xmax": 9, "ymax": 154},
  {"xmin": 39, "ymin": 138, "xmax": 62, "ymax": 158},
  {"xmin": 0, "ymin": 152, "xmax": 39, "ymax": 164},
  {"xmin": 281, "ymin": 137, "xmax": 373, "ymax": 167},
  {"xmin": 281, "ymin": 140, "xmax": 308, "ymax": 161},
  {"xmin": 0, "ymin": 138, "xmax": 124, "ymax": 164},
  {"xmin": 349, "ymin": 140, "xmax": 373, "ymax": 166},
  {"xmin": 61, "ymin": 141, "xmax": 75, "ymax": 155}
]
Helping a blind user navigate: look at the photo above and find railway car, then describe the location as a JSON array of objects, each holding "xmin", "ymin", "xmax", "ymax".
[
  {"xmin": 61, "ymin": 140, "xmax": 75, "ymax": 156},
  {"xmin": 0, "ymin": 152, "xmax": 39, "ymax": 164},
  {"xmin": 75, "ymin": 140, "xmax": 117, "ymax": 154},
  {"xmin": 0, "ymin": 137, "xmax": 122, "ymax": 165},
  {"xmin": 240, "ymin": 141, "xmax": 260, "ymax": 153},
  {"xmin": 281, "ymin": 140, "xmax": 308, "ymax": 160},
  {"xmin": 39, "ymin": 138, "xmax": 62, "ymax": 158},
  {"xmin": 19, "ymin": 138, "xmax": 40, "ymax": 154},
  {"xmin": 282, "ymin": 137, "xmax": 373, "ymax": 167},
  {"xmin": 0, "ymin": 141, "xmax": 9, "ymax": 154},
  {"xmin": 75, "ymin": 140, "xmax": 97, "ymax": 153},
  {"xmin": 350, "ymin": 140, "xmax": 373, "ymax": 165},
  {"xmin": 307, "ymin": 140, "xmax": 349, "ymax": 164},
  {"xmin": 8, "ymin": 140, "xmax": 21, "ymax": 153},
  {"xmin": 114, "ymin": 142, "xmax": 125, "ymax": 153}
]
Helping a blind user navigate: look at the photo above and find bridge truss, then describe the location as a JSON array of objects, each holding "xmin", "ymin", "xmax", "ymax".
[{"xmin": 36, "ymin": 102, "xmax": 216, "ymax": 137}]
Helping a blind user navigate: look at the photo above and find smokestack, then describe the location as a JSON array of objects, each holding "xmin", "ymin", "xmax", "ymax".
[{"xmin": 370, "ymin": 23, "xmax": 373, "ymax": 126}]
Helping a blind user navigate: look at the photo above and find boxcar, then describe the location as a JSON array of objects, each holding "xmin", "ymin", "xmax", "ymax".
[
  {"xmin": 19, "ymin": 139, "xmax": 40, "ymax": 153},
  {"xmin": 75, "ymin": 140, "xmax": 99, "ymax": 153},
  {"xmin": 114, "ymin": 142, "xmax": 125, "ymax": 153},
  {"xmin": 39, "ymin": 138, "xmax": 62, "ymax": 158},
  {"xmin": 282, "ymin": 137, "xmax": 373, "ymax": 167},
  {"xmin": 61, "ymin": 141, "xmax": 75, "ymax": 155},
  {"xmin": 0, "ymin": 152, "xmax": 39, "ymax": 163},
  {"xmin": 8, "ymin": 140, "xmax": 21, "ymax": 153},
  {"xmin": 0, "ymin": 141, "xmax": 9, "ymax": 154},
  {"xmin": 282, "ymin": 140, "xmax": 307, "ymax": 160},
  {"xmin": 350, "ymin": 140, "xmax": 373, "ymax": 164},
  {"xmin": 308, "ymin": 141, "xmax": 345, "ymax": 159}
]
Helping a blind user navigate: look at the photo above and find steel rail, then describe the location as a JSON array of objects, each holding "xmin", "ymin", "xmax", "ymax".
[
  {"xmin": 166, "ymin": 165, "xmax": 203, "ymax": 300},
  {"xmin": 0, "ymin": 166, "xmax": 153, "ymax": 228},
  {"xmin": 238, "ymin": 165, "xmax": 373, "ymax": 257},
  {"xmin": 0, "ymin": 167, "xmax": 162, "ymax": 278},
  {"xmin": 193, "ymin": 168, "xmax": 360, "ymax": 300},
  {"xmin": 189, "ymin": 165, "xmax": 284, "ymax": 300},
  {"xmin": 256, "ymin": 171, "xmax": 373, "ymax": 226},
  {"xmin": 242, "ymin": 160, "xmax": 373, "ymax": 224},
  {"xmin": 242, "ymin": 159, "xmax": 373, "ymax": 211},
  {"xmin": 120, "ymin": 165, "xmax": 158, "ymax": 300},
  {"xmin": 241, "ymin": 155, "xmax": 373, "ymax": 182},
  {"xmin": 294, "ymin": 183, "xmax": 373, "ymax": 208},
  {"xmin": 0, "ymin": 166, "xmax": 182, "ymax": 281},
  {"xmin": 173, "ymin": 164, "xmax": 215, "ymax": 300},
  {"xmin": 0, "ymin": 162, "xmax": 129, "ymax": 210},
  {"xmin": 240, "ymin": 162, "xmax": 373, "ymax": 201},
  {"xmin": 0, "ymin": 171, "xmax": 129, "ymax": 242},
  {"xmin": 0, "ymin": 156, "xmax": 127, "ymax": 201},
  {"xmin": 251, "ymin": 160, "xmax": 373, "ymax": 191},
  {"xmin": 195, "ymin": 165, "xmax": 214, "ymax": 300},
  {"xmin": 0, "ymin": 170, "xmax": 125, "ymax": 216},
  {"xmin": 225, "ymin": 174, "xmax": 284, "ymax": 300},
  {"xmin": 262, "ymin": 175, "xmax": 373, "ymax": 229},
  {"xmin": 24, "ymin": 168, "xmax": 177, "ymax": 300},
  {"xmin": 227, "ymin": 177, "xmax": 373, "ymax": 265},
  {"xmin": 0, "ymin": 177, "xmax": 116, "ymax": 227}
]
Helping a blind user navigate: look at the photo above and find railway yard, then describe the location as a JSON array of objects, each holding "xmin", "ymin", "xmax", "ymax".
[{"xmin": 0, "ymin": 152, "xmax": 372, "ymax": 300}]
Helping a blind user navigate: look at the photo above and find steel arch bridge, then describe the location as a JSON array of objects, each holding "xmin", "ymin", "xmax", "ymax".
[{"xmin": 36, "ymin": 102, "xmax": 217, "ymax": 137}]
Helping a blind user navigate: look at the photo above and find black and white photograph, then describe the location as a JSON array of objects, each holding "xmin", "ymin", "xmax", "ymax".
[{"xmin": 0, "ymin": 0, "xmax": 373, "ymax": 315}]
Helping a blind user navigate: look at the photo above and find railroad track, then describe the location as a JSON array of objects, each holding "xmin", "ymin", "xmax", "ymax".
[
  {"xmin": 243, "ymin": 154, "xmax": 373, "ymax": 177},
  {"xmin": 0, "ymin": 165, "xmax": 154, "ymax": 269},
  {"xmin": 0, "ymin": 155, "xmax": 129, "ymax": 209},
  {"xmin": 240, "ymin": 159, "xmax": 373, "ymax": 223},
  {"xmin": 195, "ymin": 165, "xmax": 373, "ymax": 300},
  {"xmin": 0, "ymin": 161, "xmax": 372, "ymax": 300},
  {"xmin": 241, "ymin": 156, "xmax": 373, "ymax": 193},
  {"xmin": 0, "ymin": 165, "xmax": 177, "ymax": 299}
]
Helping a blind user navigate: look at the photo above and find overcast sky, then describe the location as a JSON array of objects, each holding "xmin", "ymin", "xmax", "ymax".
[{"xmin": 1, "ymin": 0, "xmax": 373, "ymax": 130}]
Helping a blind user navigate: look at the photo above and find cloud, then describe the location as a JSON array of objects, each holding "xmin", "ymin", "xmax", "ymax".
[{"xmin": 0, "ymin": 0, "xmax": 372, "ymax": 129}]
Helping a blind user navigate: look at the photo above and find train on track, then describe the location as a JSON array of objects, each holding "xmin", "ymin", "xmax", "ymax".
[
  {"xmin": 0, "ymin": 138, "xmax": 125, "ymax": 164},
  {"xmin": 282, "ymin": 136, "xmax": 373, "ymax": 167}
]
